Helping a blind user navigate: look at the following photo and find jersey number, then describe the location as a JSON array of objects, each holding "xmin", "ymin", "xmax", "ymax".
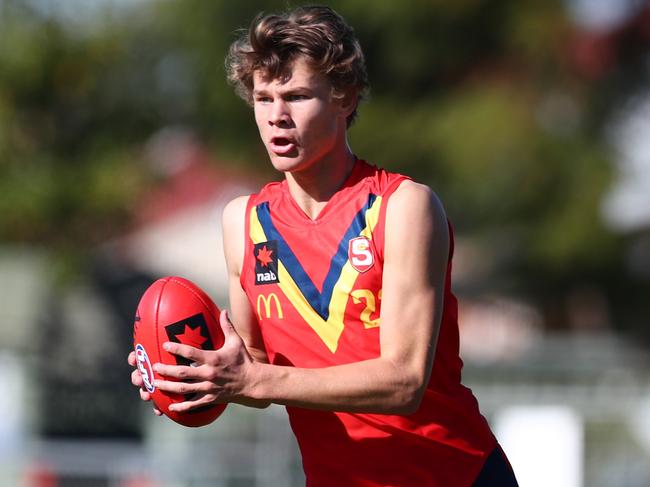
[{"xmin": 351, "ymin": 289, "xmax": 382, "ymax": 329}]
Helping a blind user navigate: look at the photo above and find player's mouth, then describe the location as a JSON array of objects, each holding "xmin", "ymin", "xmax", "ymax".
[{"xmin": 269, "ymin": 136, "xmax": 296, "ymax": 155}]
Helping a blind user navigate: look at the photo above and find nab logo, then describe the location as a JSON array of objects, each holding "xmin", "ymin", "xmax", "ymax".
[
  {"xmin": 254, "ymin": 240, "xmax": 279, "ymax": 285},
  {"xmin": 349, "ymin": 236, "xmax": 374, "ymax": 272}
]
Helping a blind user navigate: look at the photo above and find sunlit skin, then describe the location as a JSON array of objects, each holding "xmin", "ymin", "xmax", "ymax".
[{"xmin": 252, "ymin": 57, "xmax": 357, "ymax": 219}]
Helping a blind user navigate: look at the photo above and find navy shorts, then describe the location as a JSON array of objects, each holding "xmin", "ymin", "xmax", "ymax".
[{"xmin": 472, "ymin": 445, "xmax": 519, "ymax": 487}]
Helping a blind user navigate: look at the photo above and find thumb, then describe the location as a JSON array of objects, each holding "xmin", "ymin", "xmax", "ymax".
[{"xmin": 219, "ymin": 309, "xmax": 237, "ymax": 338}]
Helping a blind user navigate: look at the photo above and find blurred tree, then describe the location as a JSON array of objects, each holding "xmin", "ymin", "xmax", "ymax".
[
  {"xmin": 0, "ymin": 0, "xmax": 153, "ymax": 260},
  {"xmin": 0, "ymin": 0, "xmax": 648, "ymax": 337}
]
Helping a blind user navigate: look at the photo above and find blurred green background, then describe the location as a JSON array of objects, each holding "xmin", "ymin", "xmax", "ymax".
[{"xmin": 1, "ymin": 0, "xmax": 650, "ymax": 486}]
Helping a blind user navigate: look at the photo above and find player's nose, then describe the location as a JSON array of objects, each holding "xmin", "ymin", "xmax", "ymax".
[{"xmin": 269, "ymin": 100, "xmax": 291, "ymax": 126}]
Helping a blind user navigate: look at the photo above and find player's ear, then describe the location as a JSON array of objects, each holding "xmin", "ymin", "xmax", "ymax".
[{"xmin": 334, "ymin": 87, "xmax": 358, "ymax": 119}]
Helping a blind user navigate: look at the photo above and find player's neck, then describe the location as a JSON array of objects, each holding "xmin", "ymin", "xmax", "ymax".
[{"xmin": 285, "ymin": 149, "xmax": 356, "ymax": 220}]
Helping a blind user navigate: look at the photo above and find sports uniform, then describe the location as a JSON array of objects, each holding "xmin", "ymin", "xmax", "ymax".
[{"xmin": 240, "ymin": 159, "xmax": 501, "ymax": 486}]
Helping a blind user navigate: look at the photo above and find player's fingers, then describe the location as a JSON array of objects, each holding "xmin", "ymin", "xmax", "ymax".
[
  {"xmin": 127, "ymin": 351, "xmax": 136, "ymax": 366},
  {"xmin": 139, "ymin": 388, "xmax": 152, "ymax": 401},
  {"xmin": 131, "ymin": 368, "xmax": 144, "ymax": 387},
  {"xmin": 139, "ymin": 392, "xmax": 161, "ymax": 415},
  {"xmin": 153, "ymin": 378, "xmax": 205, "ymax": 395},
  {"xmin": 168, "ymin": 394, "xmax": 222, "ymax": 413},
  {"xmin": 220, "ymin": 309, "xmax": 236, "ymax": 338},
  {"xmin": 162, "ymin": 342, "xmax": 205, "ymax": 363},
  {"xmin": 153, "ymin": 363, "xmax": 199, "ymax": 380}
]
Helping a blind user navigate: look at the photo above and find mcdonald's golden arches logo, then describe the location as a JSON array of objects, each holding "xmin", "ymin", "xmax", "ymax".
[{"xmin": 256, "ymin": 293, "xmax": 284, "ymax": 320}]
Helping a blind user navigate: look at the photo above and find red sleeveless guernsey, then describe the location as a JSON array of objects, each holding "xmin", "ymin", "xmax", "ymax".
[{"xmin": 240, "ymin": 160, "xmax": 496, "ymax": 486}]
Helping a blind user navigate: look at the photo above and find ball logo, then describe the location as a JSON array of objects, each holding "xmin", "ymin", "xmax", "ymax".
[
  {"xmin": 164, "ymin": 313, "xmax": 214, "ymax": 367},
  {"xmin": 135, "ymin": 343, "xmax": 156, "ymax": 393},
  {"xmin": 349, "ymin": 237, "xmax": 374, "ymax": 273}
]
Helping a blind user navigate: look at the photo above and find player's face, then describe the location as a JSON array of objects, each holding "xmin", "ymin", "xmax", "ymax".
[{"xmin": 252, "ymin": 57, "xmax": 351, "ymax": 175}]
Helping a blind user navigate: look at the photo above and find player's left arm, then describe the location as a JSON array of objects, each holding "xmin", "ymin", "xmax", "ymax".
[
  {"xmin": 373, "ymin": 180, "xmax": 449, "ymax": 410},
  {"xmin": 247, "ymin": 180, "xmax": 449, "ymax": 413}
]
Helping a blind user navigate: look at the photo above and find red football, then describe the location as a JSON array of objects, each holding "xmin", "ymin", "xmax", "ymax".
[{"xmin": 133, "ymin": 276, "xmax": 227, "ymax": 427}]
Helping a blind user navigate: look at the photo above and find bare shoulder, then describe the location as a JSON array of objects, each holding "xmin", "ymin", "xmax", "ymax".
[
  {"xmin": 384, "ymin": 181, "xmax": 450, "ymax": 286},
  {"xmin": 388, "ymin": 180, "xmax": 447, "ymax": 228},
  {"xmin": 222, "ymin": 194, "xmax": 251, "ymax": 228},
  {"xmin": 222, "ymin": 195, "xmax": 251, "ymax": 275}
]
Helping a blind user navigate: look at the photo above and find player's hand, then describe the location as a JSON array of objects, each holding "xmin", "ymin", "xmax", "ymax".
[
  {"xmin": 152, "ymin": 309, "xmax": 264, "ymax": 412},
  {"xmin": 128, "ymin": 350, "xmax": 163, "ymax": 416}
]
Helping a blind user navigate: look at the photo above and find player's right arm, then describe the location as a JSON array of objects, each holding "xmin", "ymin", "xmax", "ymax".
[
  {"xmin": 128, "ymin": 195, "xmax": 268, "ymax": 412},
  {"xmin": 221, "ymin": 195, "xmax": 269, "ymax": 364},
  {"xmin": 220, "ymin": 195, "xmax": 272, "ymax": 409}
]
